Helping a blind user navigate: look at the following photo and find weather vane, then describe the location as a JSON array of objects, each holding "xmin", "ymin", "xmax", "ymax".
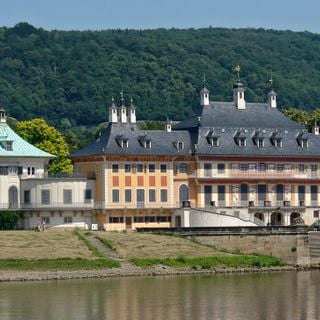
[
  {"xmin": 203, "ymin": 74, "xmax": 207, "ymax": 87},
  {"xmin": 269, "ymin": 74, "xmax": 274, "ymax": 89},
  {"xmin": 233, "ymin": 65, "xmax": 241, "ymax": 81}
]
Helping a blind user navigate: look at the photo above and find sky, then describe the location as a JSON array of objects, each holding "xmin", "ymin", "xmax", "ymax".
[{"xmin": 1, "ymin": 0, "xmax": 320, "ymax": 33}]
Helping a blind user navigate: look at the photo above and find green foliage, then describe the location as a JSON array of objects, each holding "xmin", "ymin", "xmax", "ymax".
[
  {"xmin": 2, "ymin": 23, "xmax": 320, "ymax": 135},
  {"xmin": 0, "ymin": 211, "xmax": 21, "ymax": 230},
  {"xmin": 0, "ymin": 257, "xmax": 120, "ymax": 270},
  {"xmin": 130, "ymin": 255, "xmax": 285, "ymax": 268},
  {"xmin": 15, "ymin": 118, "xmax": 73, "ymax": 174},
  {"xmin": 138, "ymin": 120, "xmax": 164, "ymax": 130}
]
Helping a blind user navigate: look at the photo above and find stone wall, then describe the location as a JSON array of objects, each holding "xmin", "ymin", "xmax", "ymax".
[{"xmin": 194, "ymin": 234, "xmax": 310, "ymax": 266}]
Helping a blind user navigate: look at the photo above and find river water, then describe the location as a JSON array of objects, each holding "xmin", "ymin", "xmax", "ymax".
[{"xmin": 1, "ymin": 270, "xmax": 320, "ymax": 320}]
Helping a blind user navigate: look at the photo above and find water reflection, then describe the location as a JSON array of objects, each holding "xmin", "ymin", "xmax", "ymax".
[{"xmin": 1, "ymin": 271, "xmax": 320, "ymax": 320}]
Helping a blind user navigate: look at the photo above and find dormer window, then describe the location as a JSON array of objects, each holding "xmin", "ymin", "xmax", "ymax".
[
  {"xmin": 207, "ymin": 136, "xmax": 219, "ymax": 147},
  {"xmin": 5, "ymin": 141, "xmax": 13, "ymax": 151},
  {"xmin": 116, "ymin": 135, "xmax": 129, "ymax": 149},
  {"xmin": 301, "ymin": 139, "xmax": 308, "ymax": 149},
  {"xmin": 174, "ymin": 141, "xmax": 184, "ymax": 151},
  {"xmin": 238, "ymin": 137, "xmax": 246, "ymax": 147},
  {"xmin": 256, "ymin": 138, "xmax": 264, "ymax": 148},
  {"xmin": 139, "ymin": 136, "xmax": 152, "ymax": 149}
]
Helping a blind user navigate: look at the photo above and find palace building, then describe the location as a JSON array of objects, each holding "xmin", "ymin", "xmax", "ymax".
[
  {"xmin": 70, "ymin": 79, "xmax": 320, "ymax": 230},
  {"xmin": 2, "ymin": 77, "xmax": 320, "ymax": 230}
]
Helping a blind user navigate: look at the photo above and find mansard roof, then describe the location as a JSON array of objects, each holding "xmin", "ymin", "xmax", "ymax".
[
  {"xmin": 174, "ymin": 102, "xmax": 303, "ymax": 130},
  {"xmin": 71, "ymin": 123, "xmax": 192, "ymax": 158},
  {"xmin": 0, "ymin": 123, "xmax": 54, "ymax": 158}
]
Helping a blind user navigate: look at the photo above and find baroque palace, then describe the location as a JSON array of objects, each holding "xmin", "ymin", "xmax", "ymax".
[{"xmin": 2, "ymin": 77, "xmax": 320, "ymax": 230}]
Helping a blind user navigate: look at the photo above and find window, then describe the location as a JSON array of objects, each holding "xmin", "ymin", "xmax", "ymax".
[
  {"xmin": 145, "ymin": 140, "xmax": 152, "ymax": 149},
  {"xmin": 8, "ymin": 167, "xmax": 17, "ymax": 175},
  {"xmin": 85, "ymin": 189, "xmax": 92, "ymax": 202},
  {"xmin": 160, "ymin": 164, "xmax": 167, "ymax": 173},
  {"xmin": 5, "ymin": 141, "xmax": 13, "ymax": 151},
  {"xmin": 43, "ymin": 217, "xmax": 50, "ymax": 224},
  {"xmin": 134, "ymin": 216, "xmax": 144, "ymax": 223},
  {"xmin": 297, "ymin": 164, "xmax": 305, "ymax": 173},
  {"xmin": 268, "ymin": 164, "xmax": 275, "ymax": 171},
  {"xmin": 311, "ymin": 164, "xmax": 318, "ymax": 172},
  {"xmin": 257, "ymin": 138, "xmax": 264, "ymax": 148},
  {"xmin": 27, "ymin": 167, "xmax": 35, "ymax": 176},
  {"xmin": 311, "ymin": 185, "xmax": 318, "ymax": 205},
  {"xmin": 301, "ymin": 139, "xmax": 308, "ymax": 149},
  {"xmin": 285, "ymin": 164, "xmax": 291, "ymax": 171},
  {"xmin": 314, "ymin": 211, "xmax": 319, "ymax": 218},
  {"xmin": 149, "ymin": 189, "xmax": 156, "ymax": 202},
  {"xmin": 64, "ymin": 217, "xmax": 73, "ymax": 224},
  {"xmin": 232, "ymin": 163, "xmax": 239, "ymax": 171},
  {"xmin": 123, "ymin": 140, "xmax": 129, "ymax": 148},
  {"xmin": 124, "ymin": 164, "xmax": 131, "ymax": 173},
  {"xmin": 178, "ymin": 163, "xmax": 187, "ymax": 174},
  {"xmin": 125, "ymin": 189, "xmax": 132, "ymax": 203},
  {"xmin": 240, "ymin": 164, "xmax": 247, "ymax": 172},
  {"xmin": 277, "ymin": 164, "xmax": 283, "ymax": 172},
  {"xmin": 137, "ymin": 164, "xmax": 144, "ymax": 173},
  {"xmin": 275, "ymin": 139, "xmax": 282, "ymax": 148},
  {"xmin": 204, "ymin": 163, "xmax": 212, "ymax": 177},
  {"xmin": 258, "ymin": 163, "xmax": 266, "ymax": 172},
  {"xmin": 218, "ymin": 185, "xmax": 225, "ymax": 206},
  {"xmin": 249, "ymin": 163, "xmax": 256, "ymax": 171},
  {"xmin": 112, "ymin": 189, "xmax": 120, "ymax": 203},
  {"xmin": 177, "ymin": 141, "xmax": 184, "ymax": 150},
  {"xmin": 148, "ymin": 164, "xmax": 155, "ymax": 173},
  {"xmin": 41, "ymin": 190, "xmax": 50, "ymax": 204},
  {"xmin": 207, "ymin": 137, "xmax": 219, "ymax": 147},
  {"xmin": 63, "ymin": 190, "xmax": 72, "ymax": 204},
  {"xmin": 24, "ymin": 190, "xmax": 30, "ymax": 204},
  {"xmin": 160, "ymin": 189, "xmax": 168, "ymax": 202},
  {"xmin": 239, "ymin": 138, "xmax": 246, "ymax": 147},
  {"xmin": 112, "ymin": 164, "xmax": 119, "ymax": 173},
  {"xmin": 217, "ymin": 163, "xmax": 225, "ymax": 174},
  {"xmin": 109, "ymin": 217, "xmax": 124, "ymax": 223}
]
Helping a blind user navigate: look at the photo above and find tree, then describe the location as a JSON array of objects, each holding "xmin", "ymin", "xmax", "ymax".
[
  {"xmin": 282, "ymin": 108, "xmax": 310, "ymax": 126},
  {"xmin": 0, "ymin": 211, "xmax": 21, "ymax": 230},
  {"xmin": 15, "ymin": 118, "xmax": 73, "ymax": 174}
]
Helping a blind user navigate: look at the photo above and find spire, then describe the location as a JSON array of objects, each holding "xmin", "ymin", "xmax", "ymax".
[
  {"xmin": 233, "ymin": 65, "xmax": 245, "ymax": 109},
  {"xmin": 200, "ymin": 75, "xmax": 210, "ymax": 106},
  {"xmin": 268, "ymin": 76, "xmax": 277, "ymax": 108}
]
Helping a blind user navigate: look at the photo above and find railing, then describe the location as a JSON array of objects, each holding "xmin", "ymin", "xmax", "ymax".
[{"xmin": 20, "ymin": 173, "xmax": 90, "ymax": 180}]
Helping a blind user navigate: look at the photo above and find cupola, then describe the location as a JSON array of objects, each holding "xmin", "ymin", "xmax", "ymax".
[
  {"xmin": 128, "ymin": 97, "xmax": 136, "ymax": 124},
  {"xmin": 108, "ymin": 97, "xmax": 118, "ymax": 123},
  {"xmin": 200, "ymin": 86, "xmax": 210, "ymax": 106},
  {"xmin": 233, "ymin": 66, "xmax": 245, "ymax": 109},
  {"xmin": 312, "ymin": 122, "xmax": 319, "ymax": 136},
  {"xmin": 119, "ymin": 91, "xmax": 127, "ymax": 123},
  {"xmin": 268, "ymin": 78, "xmax": 277, "ymax": 108},
  {"xmin": 165, "ymin": 119, "xmax": 172, "ymax": 132}
]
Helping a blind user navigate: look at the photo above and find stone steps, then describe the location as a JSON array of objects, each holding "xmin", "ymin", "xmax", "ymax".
[{"xmin": 309, "ymin": 232, "xmax": 320, "ymax": 257}]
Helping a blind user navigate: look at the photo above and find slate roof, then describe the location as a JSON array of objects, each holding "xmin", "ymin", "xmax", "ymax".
[
  {"xmin": 0, "ymin": 123, "xmax": 54, "ymax": 158},
  {"xmin": 173, "ymin": 102, "xmax": 303, "ymax": 130},
  {"xmin": 71, "ymin": 98, "xmax": 320, "ymax": 159},
  {"xmin": 71, "ymin": 123, "xmax": 192, "ymax": 157}
]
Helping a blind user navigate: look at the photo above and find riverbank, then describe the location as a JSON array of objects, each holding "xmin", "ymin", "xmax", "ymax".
[
  {"xmin": 0, "ymin": 264, "xmax": 298, "ymax": 282},
  {"xmin": 0, "ymin": 229, "xmax": 295, "ymax": 281}
]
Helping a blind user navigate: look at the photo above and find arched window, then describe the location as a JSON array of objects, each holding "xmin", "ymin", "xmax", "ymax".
[
  {"xmin": 8, "ymin": 186, "xmax": 18, "ymax": 208},
  {"xmin": 179, "ymin": 184, "xmax": 189, "ymax": 206}
]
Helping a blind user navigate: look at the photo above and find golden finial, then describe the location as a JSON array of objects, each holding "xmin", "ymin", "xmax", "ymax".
[
  {"xmin": 233, "ymin": 65, "xmax": 241, "ymax": 81},
  {"xmin": 269, "ymin": 75, "xmax": 274, "ymax": 89}
]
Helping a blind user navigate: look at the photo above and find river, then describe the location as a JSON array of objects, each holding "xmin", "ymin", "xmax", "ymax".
[{"xmin": 0, "ymin": 270, "xmax": 320, "ymax": 320}]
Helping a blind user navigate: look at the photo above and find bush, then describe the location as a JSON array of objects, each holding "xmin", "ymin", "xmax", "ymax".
[{"xmin": 0, "ymin": 211, "xmax": 21, "ymax": 230}]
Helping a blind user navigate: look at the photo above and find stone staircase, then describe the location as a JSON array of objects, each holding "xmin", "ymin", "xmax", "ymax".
[{"xmin": 309, "ymin": 232, "xmax": 320, "ymax": 264}]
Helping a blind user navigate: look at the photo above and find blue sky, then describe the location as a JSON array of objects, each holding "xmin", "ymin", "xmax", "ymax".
[{"xmin": 1, "ymin": 0, "xmax": 320, "ymax": 33}]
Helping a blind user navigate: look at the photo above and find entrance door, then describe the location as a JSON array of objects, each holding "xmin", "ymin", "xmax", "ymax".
[{"xmin": 125, "ymin": 217, "xmax": 132, "ymax": 229}]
